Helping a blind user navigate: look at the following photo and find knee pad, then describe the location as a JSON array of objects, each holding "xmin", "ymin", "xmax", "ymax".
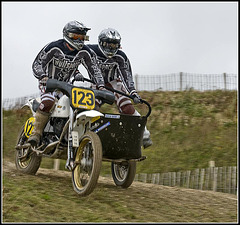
[
  {"xmin": 39, "ymin": 93, "xmax": 55, "ymax": 113},
  {"xmin": 120, "ymin": 104, "xmax": 135, "ymax": 115}
]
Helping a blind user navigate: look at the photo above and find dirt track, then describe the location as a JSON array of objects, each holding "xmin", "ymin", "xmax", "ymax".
[
  {"xmin": 3, "ymin": 160, "xmax": 238, "ymax": 223},
  {"xmin": 3, "ymin": 160, "xmax": 237, "ymax": 201}
]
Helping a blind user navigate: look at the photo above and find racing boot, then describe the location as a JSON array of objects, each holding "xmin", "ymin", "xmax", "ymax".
[
  {"xmin": 132, "ymin": 110, "xmax": 153, "ymax": 149},
  {"xmin": 142, "ymin": 127, "xmax": 153, "ymax": 149},
  {"xmin": 28, "ymin": 109, "xmax": 50, "ymax": 148}
]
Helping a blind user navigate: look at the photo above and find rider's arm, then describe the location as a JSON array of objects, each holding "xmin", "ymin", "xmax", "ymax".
[
  {"xmin": 80, "ymin": 46, "xmax": 105, "ymax": 88},
  {"xmin": 32, "ymin": 42, "xmax": 55, "ymax": 80},
  {"xmin": 116, "ymin": 51, "xmax": 136, "ymax": 95}
]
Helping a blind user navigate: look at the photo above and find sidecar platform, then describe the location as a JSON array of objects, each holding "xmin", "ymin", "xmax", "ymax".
[{"xmin": 91, "ymin": 114, "xmax": 147, "ymax": 160}]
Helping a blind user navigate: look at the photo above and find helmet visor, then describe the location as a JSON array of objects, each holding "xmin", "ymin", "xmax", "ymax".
[
  {"xmin": 68, "ymin": 33, "xmax": 89, "ymax": 41},
  {"xmin": 103, "ymin": 42, "xmax": 120, "ymax": 50}
]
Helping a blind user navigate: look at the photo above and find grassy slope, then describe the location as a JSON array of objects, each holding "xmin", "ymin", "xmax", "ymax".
[
  {"xmin": 2, "ymin": 89, "xmax": 237, "ymax": 174},
  {"xmin": 2, "ymin": 90, "xmax": 238, "ymax": 223}
]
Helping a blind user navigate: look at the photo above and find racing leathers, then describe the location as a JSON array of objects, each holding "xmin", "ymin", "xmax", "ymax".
[
  {"xmin": 87, "ymin": 44, "xmax": 152, "ymax": 148},
  {"xmin": 28, "ymin": 39, "xmax": 105, "ymax": 147},
  {"xmin": 33, "ymin": 39, "xmax": 105, "ymax": 113}
]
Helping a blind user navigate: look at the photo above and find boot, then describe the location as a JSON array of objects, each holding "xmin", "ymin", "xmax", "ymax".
[
  {"xmin": 132, "ymin": 110, "xmax": 153, "ymax": 149},
  {"xmin": 143, "ymin": 128, "xmax": 153, "ymax": 149},
  {"xmin": 28, "ymin": 109, "xmax": 50, "ymax": 147}
]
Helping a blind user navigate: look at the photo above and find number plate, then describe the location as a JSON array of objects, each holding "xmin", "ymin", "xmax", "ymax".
[
  {"xmin": 24, "ymin": 117, "xmax": 35, "ymax": 138},
  {"xmin": 71, "ymin": 87, "xmax": 95, "ymax": 109}
]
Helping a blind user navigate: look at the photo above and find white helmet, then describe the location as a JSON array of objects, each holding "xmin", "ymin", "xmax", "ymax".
[{"xmin": 98, "ymin": 28, "xmax": 121, "ymax": 58}]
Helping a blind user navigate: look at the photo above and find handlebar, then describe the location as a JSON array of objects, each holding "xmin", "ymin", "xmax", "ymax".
[{"xmin": 76, "ymin": 78, "xmax": 152, "ymax": 118}]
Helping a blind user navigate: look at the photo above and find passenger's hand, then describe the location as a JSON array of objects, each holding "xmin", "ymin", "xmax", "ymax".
[
  {"xmin": 131, "ymin": 91, "xmax": 141, "ymax": 104},
  {"xmin": 99, "ymin": 85, "xmax": 107, "ymax": 91},
  {"xmin": 75, "ymin": 72, "xmax": 85, "ymax": 82},
  {"xmin": 39, "ymin": 76, "xmax": 48, "ymax": 86}
]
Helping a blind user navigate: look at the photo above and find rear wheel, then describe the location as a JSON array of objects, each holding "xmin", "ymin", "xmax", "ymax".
[
  {"xmin": 111, "ymin": 161, "xmax": 136, "ymax": 188},
  {"xmin": 72, "ymin": 131, "xmax": 102, "ymax": 196},
  {"xmin": 15, "ymin": 125, "xmax": 42, "ymax": 175}
]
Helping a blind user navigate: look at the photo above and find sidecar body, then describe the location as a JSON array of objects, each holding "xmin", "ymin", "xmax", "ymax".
[{"xmin": 91, "ymin": 113, "xmax": 147, "ymax": 160}]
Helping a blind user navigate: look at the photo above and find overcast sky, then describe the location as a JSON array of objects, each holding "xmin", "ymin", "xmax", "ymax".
[{"xmin": 2, "ymin": 1, "xmax": 238, "ymax": 99}]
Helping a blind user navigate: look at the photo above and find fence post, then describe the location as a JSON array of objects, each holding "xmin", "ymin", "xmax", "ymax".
[
  {"xmin": 180, "ymin": 72, "xmax": 183, "ymax": 91},
  {"xmin": 223, "ymin": 73, "xmax": 227, "ymax": 90},
  {"xmin": 232, "ymin": 166, "xmax": 236, "ymax": 194},
  {"xmin": 186, "ymin": 170, "xmax": 191, "ymax": 188},
  {"xmin": 53, "ymin": 159, "xmax": 60, "ymax": 170},
  {"xmin": 228, "ymin": 167, "xmax": 232, "ymax": 193},
  {"xmin": 134, "ymin": 174, "xmax": 139, "ymax": 181},
  {"xmin": 213, "ymin": 167, "xmax": 218, "ymax": 192},
  {"xmin": 199, "ymin": 168, "xmax": 205, "ymax": 190}
]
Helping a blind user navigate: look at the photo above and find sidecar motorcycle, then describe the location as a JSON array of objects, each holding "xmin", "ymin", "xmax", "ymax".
[{"xmin": 15, "ymin": 79, "xmax": 151, "ymax": 196}]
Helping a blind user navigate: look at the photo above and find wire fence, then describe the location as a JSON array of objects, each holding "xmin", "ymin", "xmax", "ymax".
[
  {"xmin": 133, "ymin": 165, "xmax": 237, "ymax": 195},
  {"xmin": 2, "ymin": 93, "xmax": 39, "ymax": 110},
  {"xmin": 134, "ymin": 72, "xmax": 237, "ymax": 91},
  {"xmin": 2, "ymin": 72, "xmax": 238, "ymax": 110}
]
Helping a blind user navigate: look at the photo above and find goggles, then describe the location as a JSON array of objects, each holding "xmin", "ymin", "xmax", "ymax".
[
  {"xmin": 102, "ymin": 42, "xmax": 120, "ymax": 50},
  {"xmin": 68, "ymin": 32, "xmax": 89, "ymax": 41}
]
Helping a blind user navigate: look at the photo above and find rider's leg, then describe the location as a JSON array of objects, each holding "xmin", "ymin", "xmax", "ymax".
[
  {"xmin": 110, "ymin": 79, "xmax": 153, "ymax": 149},
  {"xmin": 28, "ymin": 92, "xmax": 55, "ymax": 147},
  {"xmin": 131, "ymin": 110, "xmax": 153, "ymax": 149}
]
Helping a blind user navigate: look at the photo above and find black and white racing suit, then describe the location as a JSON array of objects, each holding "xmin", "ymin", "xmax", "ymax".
[
  {"xmin": 32, "ymin": 39, "xmax": 104, "ymax": 113},
  {"xmin": 87, "ymin": 44, "xmax": 150, "ymax": 139}
]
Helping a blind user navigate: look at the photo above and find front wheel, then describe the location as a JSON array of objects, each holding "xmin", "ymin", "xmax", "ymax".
[
  {"xmin": 111, "ymin": 161, "xmax": 136, "ymax": 188},
  {"xmin": 72, "ymin": 131, "xmax": 102, "ymax": 196},
  {"xmin": 15, "ymin": 125, "xmax": 42, "ymax": 175}
]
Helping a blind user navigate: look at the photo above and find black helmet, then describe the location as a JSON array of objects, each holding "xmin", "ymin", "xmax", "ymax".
[
  {"xmin": 63, "ymin": 21, "xmax": 91, "ymax": 50},
  {"xmin": 98, "ymin": 28, "xmax": 121, "ymax": 58}
]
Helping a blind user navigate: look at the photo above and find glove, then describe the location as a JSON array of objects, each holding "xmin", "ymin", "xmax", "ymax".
[
  {"xmin": 131, "ymin": 91, "xmax": 141, "ymax": 104},
  {"xmin": 75, "ymin": 72, "xmax": 85, "ymax": 82},
  {"xmin": 99, "ymin": 85, "xmax": 107, "ymax": 91},
  {"xmin": 39, "ymin": 76, "xmax": 48, "ymax": 86}
]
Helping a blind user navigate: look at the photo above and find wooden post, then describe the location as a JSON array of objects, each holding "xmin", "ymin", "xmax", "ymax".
[
  {"xmin": 195, "ymin": 169, "xmax": 199, "ymax": 189},
  {"xmin": 168, "ymin": 172, "xmax": 171, "ymax": 186},
  {"xmin": 228, "ymin": 167, "xmax": 232, "ymax": 193},
  {"xmin": 143, "ymin": 173, "xmax": 147, "ymax": 183},
  {"xmin": 180, "ymin": 72, "xmax": 183, "ymax": 91},
  {"xmin": 223, "ymin": 166, "xmax": 227, "ymax": 193},
  {"xmin": 223, "ymin": 73, "xmax": 227, "ymax": 90},
  {"xmin": 209, "ymin": 160, "xmax": 215, "ymax": 168},
  {"xmin": 156, "ymin": 173, "xmax": 160, "ymax": 185},
  {"xmin": 213, "ymin": 167, "xmax": 218, "ymax": 192},
  {"xmin": 186, "ymin": 171, "xmax": 191, "ymax": 188},
  {"xmin": 53, "ymin": 159, "xmax": 60, "ymax": 170},
  {"xmin": 177, "ymin": 172, "xmax": 181, "ymax": 186},
  {"xmin": 232, "ymin": 166, "xmax": 236, "ymax": 194},
  {"xmin": 200, "ymin": 168, "xmax": 205, "ymax": 190},
  {"xmin": 172, "ymin": 172, "xmax": 176, "ymax": 186},
  {"xmin": 160, "ymin": 173, "xmax": 164, "ymax": 185},
  {"xmin": 134, "ymin": 174, "xmax": 139, "ymax": 181},
  {"xmin": 219, "ymin": 167, "xmax": 223, "ymax": 193},
  {"xmin": 152, "ymin": 174, "xmax": 156, "ymax": 184},
  {"xmin": 205, "ymin": 167, "xmax": 210, "ymax": 190}
]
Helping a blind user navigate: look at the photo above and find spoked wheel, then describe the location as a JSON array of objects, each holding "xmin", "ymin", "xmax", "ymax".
[
  {"xmin": 111, "ymin": 161, "xmax": 136, "ymax": 188},
  {"xmin": 72, "ymin": 131, "xmax": 102, "ymax": 196},
  {"xmin": 15, "ymin": 125, "xmax": 42, "ymax": 175}
]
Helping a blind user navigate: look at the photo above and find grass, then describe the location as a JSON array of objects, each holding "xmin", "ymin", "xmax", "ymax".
[
  {"xmin": 3, "ymin": 162, "xmax": 237, "ymax": 223},
  {"xmin": 2, "ymin": 89, "xmax": 238, "ymax": 223},
  {"xmin": 2, "ymin": 89, "xmax": 237, "ymax": 174}
]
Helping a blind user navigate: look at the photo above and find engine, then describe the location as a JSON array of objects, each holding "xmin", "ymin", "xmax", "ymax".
[{"xmin": 42, "ymin": 118, "xmax": 68, "ymax": 146}]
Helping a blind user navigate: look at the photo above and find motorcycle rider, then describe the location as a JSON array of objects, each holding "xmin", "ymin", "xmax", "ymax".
[
  {"xmin": 28, "ymin": 20, "xmax": 105, "ymax": 147},
  {"xmin": 87, "ymin": 28, "xmax": 152, "ymax": 148}
]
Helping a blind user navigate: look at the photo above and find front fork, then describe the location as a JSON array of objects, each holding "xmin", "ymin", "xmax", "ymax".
[{"xmin": 65, "ymin": 108, "xmax": 75, "ymax": 170}]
